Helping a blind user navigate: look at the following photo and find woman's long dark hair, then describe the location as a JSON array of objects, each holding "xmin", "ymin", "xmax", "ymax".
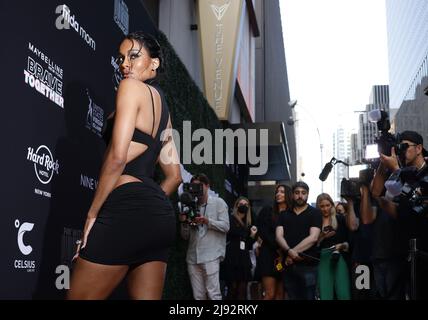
[{"xmin": 273, "ymin": 184, "xmax": 292, "ymax": 215}]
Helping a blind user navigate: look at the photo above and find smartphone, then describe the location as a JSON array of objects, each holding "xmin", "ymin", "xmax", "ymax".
[{"xmin": 323, "ymin": 225, "xmax": 334, "ymax": 233}]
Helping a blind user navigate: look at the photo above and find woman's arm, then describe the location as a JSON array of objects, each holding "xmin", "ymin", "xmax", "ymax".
[
  {"xmin": 360, "ymin": 185, "xmax": 377, "ymax": 224},
  {"xmin": 344, "ymin": 198, "xmax": 359, "ymax": 231},
  {"xmin": 86, "ymin": 79, "xmax": 142, "ymax": 218},
  {"xmin": 158, "ymin": 116, "xmax": 182, "ymax": 196},
  {"xmin": 256, "ymin": 207, "xmax": 277, "ymax": 248}
]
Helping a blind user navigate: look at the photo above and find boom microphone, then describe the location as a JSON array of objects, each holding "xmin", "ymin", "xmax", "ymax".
[{"xmin": 319, "ymin": 162, "xmax": 334, "ymax": 181}]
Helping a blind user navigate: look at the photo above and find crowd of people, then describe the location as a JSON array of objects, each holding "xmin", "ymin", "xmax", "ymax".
[
  {"xmin": 66, "ymin": 30, "xmax": 427, "ymax": 301},
  {"xmin": 179, "ymin": 130, "xmax": 428, "ymax": 301}
]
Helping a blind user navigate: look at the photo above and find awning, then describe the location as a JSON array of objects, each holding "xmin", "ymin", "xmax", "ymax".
[{"xmin": 227, "ymin": 121, "xmax": 292, "ymax": 181}]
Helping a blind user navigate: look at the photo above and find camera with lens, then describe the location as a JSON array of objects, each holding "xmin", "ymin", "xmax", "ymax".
[
  {"xmin": 385, "ymin": 162, "xmax": 428, "ymax": 216},
  {"xmin": 367, "ymin": 109, "xmax": 400, "ymax": 159},
  {"xmin": 397, "ymin": 165, "xmax": 428, "ymax": 216},
  {"xmin": 340, "ymin": 178, "xmax": 361, "ymax": 200},
  {"xmin": 178, "ymin": 183, "xmax": 204, "ymax": 226},
  {"xmin": 340, "ymin": 167, "xmax": 375, "ymax": 200}
]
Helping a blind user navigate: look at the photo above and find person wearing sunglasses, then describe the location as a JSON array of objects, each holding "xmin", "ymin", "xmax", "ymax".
[{"xmin": 371, "ymin": 130, "xmax": 428, "ymax": 299}]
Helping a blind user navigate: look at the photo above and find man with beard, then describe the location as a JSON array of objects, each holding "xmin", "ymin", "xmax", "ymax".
[{"xmin": 276, "ymin": 181, "xmax": 322, "ymax": 300}]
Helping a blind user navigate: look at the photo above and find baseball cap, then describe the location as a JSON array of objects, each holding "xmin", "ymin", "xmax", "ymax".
[{"xmin": 400, "ymin": 131, "xmax": 428, "ymax": 157}]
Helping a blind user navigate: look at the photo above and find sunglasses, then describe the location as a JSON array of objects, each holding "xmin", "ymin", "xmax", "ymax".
[{"xmin": 395, "ymin": 142, "xmax": 418, "ymax": 155}]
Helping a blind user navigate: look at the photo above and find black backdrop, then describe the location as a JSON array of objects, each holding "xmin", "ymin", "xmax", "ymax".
[{"xmin": 0, "ymin": 0, "xmax": 158, "ymax": 299}]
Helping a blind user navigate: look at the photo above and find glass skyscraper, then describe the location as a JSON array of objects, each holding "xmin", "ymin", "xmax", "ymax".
[{"xmin": 386, "ymin": 0, "xmax": 428, "ymax": 109}]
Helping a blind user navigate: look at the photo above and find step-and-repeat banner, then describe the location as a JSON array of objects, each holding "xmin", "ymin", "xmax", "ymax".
[{"xmin": 0, "ymin": 0, "xmax": 156, "ymax": 299}]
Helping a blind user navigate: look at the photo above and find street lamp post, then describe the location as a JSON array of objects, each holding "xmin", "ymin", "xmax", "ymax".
[{"xmin": 288, "ymin": 100, "xmax": 324, "ymax": 193}]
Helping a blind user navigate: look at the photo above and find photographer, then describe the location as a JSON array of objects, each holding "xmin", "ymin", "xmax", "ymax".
[
  {"xmin": 340, "ymin": 180, "xmax": 375, "ymax": 300},
  {"xmin": 359, "ymin": 181, "xmax": 406, "ymax": 300},
  {"xmin": 371, "ymin": 130, "xmax": 428, "ymax": 299},
  {"xmin": 373, "ymin": 131, "xmax": 427, "ymax": 217},
  {"xmin": 178, "ymin": 173, "xmax": 230, "ymax": 300}
]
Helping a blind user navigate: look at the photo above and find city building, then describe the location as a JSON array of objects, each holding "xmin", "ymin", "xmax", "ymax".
[
  {"xmin": 357, "ymin": 85, "xmax": 389, "ymax": 162},
  {"xmin": 149, "ymin": 0, "xmax": 296, "ymax": 209},
  {"xmin": 386, "ymin": 0, "xmax": 428, "ymax": 143}
]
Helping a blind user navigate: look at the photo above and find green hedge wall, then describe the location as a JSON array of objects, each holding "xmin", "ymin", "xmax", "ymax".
[{"xmin": 155, "ymin": 32, "xmax": 226, "ymax": 299}]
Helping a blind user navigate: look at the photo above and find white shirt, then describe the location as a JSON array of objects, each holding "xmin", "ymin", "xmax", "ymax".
[{"xmin": 181, "ymin": 196, "xmax": 230, "ymax": 264}]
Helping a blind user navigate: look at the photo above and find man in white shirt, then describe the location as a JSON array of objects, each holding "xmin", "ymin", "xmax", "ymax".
[{"xmin": 179, "ymin": 173, "xmax": 230, "ymax": 300}]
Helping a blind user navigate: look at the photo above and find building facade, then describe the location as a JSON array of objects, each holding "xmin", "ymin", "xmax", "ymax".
[
  {"xmin": 386, "ymin": 0, "xmax": 428, "ymax": 144},
  {"xmin": 146, "ymin": 0, "xmax": 296, "ymax": 209},
  {"xmin": 333, "ymin": 127, "xmax": 351, "ymax": 200}
]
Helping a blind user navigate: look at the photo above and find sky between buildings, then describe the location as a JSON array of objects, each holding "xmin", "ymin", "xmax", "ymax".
[{"xmin": 280, "ymin": 0, "xmax": 390, "ymax": 202}]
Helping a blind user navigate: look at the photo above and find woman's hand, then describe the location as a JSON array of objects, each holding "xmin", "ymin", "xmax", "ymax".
[
  {"xmin": 335, "ymin": 242, "xmax": 349, "ymax": 252},
  {"xmin": 321, "ymin": 227, "xmax": 336, "ymax": 240},
  {"xmin": 72, "ymin": 216, "xmax": 97, "ymax": 261},
  {"xmin": 250, "ymin": 226, "xmax": 258, "ymax": 238}
]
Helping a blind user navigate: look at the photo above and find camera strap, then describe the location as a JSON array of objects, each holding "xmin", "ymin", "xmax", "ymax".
[
  {"xmin": 197, "ymin": 204, "xmax": 208, "ymax": 236},
  {"xmin": 200, "ymin": 203, "xmax": 208, "ymax": 217}
]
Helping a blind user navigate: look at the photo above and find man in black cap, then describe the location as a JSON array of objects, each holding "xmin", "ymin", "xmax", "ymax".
[
  {"xmin": 371, "ymin": 130, "xmax": 428, "ymax": 299},
  {"xmin": 381, "ymin": 130, "xmax": 427, "ymax": 172}
]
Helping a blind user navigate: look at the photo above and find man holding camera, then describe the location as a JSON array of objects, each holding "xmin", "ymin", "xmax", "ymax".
[
  {"xmin": 275, "ymin": 181, "xmax": 322, "ymax": 300},
  {"xmin": 372, "ymin": 130, "xmax": 428, "ymax": 299},
  {"xmin": 179, "ymin": 173, "xmax": 230, "ymax": 300}
]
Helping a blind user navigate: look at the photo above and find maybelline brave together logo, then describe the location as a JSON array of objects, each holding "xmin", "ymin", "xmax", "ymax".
[{"xmin": 24, "ymin": 43, "xmax": 64, "ymax": 108}]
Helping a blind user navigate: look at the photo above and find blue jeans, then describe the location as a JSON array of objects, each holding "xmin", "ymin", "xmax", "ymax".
[{"xmin": 283, "ymin": 264, "xmax": 318, "ymax": 300}]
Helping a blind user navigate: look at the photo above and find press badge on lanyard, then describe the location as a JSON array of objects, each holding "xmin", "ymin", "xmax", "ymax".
[{"xmin": 240, "ymin": 240, "xmax": 246, "ymax": 250}]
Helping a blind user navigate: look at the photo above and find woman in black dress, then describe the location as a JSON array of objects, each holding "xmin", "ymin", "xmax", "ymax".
[
  {"xmin": 255, "ymin": 184, "xmax": 292, "ymax": 300},
  {"xmin": 67, "ymin": 32, "xmax": 182, "ymax": 300},
  {"xmin": 222, "ymin": 197, "xmax": 257, "ymax": 300}
]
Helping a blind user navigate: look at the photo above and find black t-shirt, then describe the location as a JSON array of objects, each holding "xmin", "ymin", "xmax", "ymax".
[
  {"xmin": 372, "ymin": 206, "xmax": 406, "ymax": 259},
  {"xmin": 397, "ymin": 199, "xmax": 428, "ymax": 252},
  {"xmin": 396, "ymin": 165, "xmax": 428, "ymax": 251},
  {"xmin": 277, "ymin": 205, "xmax": 322, "ymax": 260},
  {"xmin": 348, "ymin": 200, "xmax": 374, "ymax": 264}
]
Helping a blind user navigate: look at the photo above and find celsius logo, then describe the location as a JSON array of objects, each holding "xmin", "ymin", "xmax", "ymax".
[
  {"xmin": 15, "ymin": 219, "xmax": 34, "ymax": 255},
  {"xmin": 27, "ymin": 145, "xmax": 60, "ymax": 184},
  {"xmin": 210, "ymin": 1, "xmax": 231, "ymax": 21}
]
